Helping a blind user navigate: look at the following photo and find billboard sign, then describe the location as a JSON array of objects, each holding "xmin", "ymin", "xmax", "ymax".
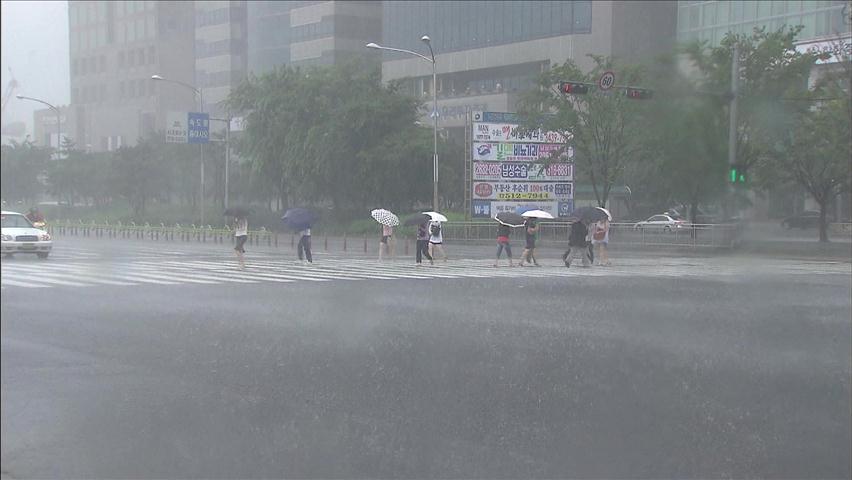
[
  {"xmin": 166, "ymin": 112, "xmax": 188, "ymax": 144},
  {"xmin": 473, "ymin": 142, "xmax": 573, "ymax": 162},
  {"xmin": 472, "ymin": 181, "xmax": 574, "ymax": 201},
  {"xmin": 473, "ymin": 122, "xmax": 567, "ymax": 143},
  {"xmin": 473, "ymin": 161, "xmax": 573, "ymax": 181}
]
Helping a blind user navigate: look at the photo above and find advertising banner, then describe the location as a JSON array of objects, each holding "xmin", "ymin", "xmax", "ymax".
[
  {"xmin": 471, "ymin": 200, "xmax": 574, "ymax": 218},
  {"xmin": 472, "ymin": 181, "xmax": 574, "ymax": 201},
  {"xmin": 166, "ymin": 111, "xmax": 188, "ymax": 144},
  {"xmin": 472, "ymin": 142, "xmax": 573, "ymax": 162},
  {"xmin": 473, "ymin": 161, "xmax": 573, "ymax": 182},
  {"xmin": 473, "ymin": 122, "xmax": 567, "ymax": 143}
]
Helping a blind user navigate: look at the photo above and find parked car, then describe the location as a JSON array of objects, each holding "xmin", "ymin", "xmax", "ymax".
[
  {"xmin": 633, "ymin": 214, "xmax": 689, "ymax": 233},
  {"xmin": 781, "ymin": 211, "xmax": 821, "ymax": 229},
  {"xmin": 1, "ymin": 210, "xmax": 52, "ymax": 258}
]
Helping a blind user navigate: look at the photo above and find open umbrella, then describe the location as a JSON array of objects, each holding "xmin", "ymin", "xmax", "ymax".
[
  {"xmin": 403, "ymin": 213, "xmax": 431, "ymax": 226},
  {"xmin": 596, "ymin": 207, "xmax": 613, "ymax": 221},
  {"xmin": 515, "ymin": 205, "xmax": 538, "ymax": 215},
  {"xmin": 521, "ymin": 209, "xmax": 555, "ymax": 219},
  {"xmin": 224, "ymin": 206, "xmax": 251, "ymax": 218},
  {"xmin": 494, "ymin": 212, "xmax": 526, "ymax": 227},
  {"xmin": 371, "ymin": 209, "xmax": 399, "ymax": 227},
  {"xmin": 571, "ymin": 206, "xmax": 608, "ymax": 223},
  {"xmin": 281, "ymin": 208, "xmax": 317, "ymax": 231},
  {"xmin": 422, "ymin": 211, "xmax": 448, "ymax": 222}
]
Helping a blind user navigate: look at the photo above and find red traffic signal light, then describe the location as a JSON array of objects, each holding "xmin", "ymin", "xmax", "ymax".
[
  {"xmin": 626, "ymin": 88, "xmax": 653, "ymax": 100},
  {"xmin": 559, "ymin": 82, "xmax": 590, "ymax": 95}
]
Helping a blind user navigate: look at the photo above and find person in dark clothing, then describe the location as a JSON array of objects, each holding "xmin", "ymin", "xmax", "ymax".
[
  {"xmin": 519, "ymin": 218, "xmax": 540, "ymax": 267},
  {"xmin": 562, "ymin": 220, "xmax": 591, "ymax": 268},
  {"xmin": 494, "ymin": 222, "xmax": 513, "ymax": 267},
  {"xmin": 416, "ymin": 220, "xmax": 433, "ymax": 265},
  {"xmin": 297, "ymin": 227, "xmax": 313, "ymax": 264}
]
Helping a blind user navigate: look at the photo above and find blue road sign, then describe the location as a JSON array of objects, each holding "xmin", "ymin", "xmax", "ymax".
[{"xmin": 188, "ymin": 112, "xmax": 209, "ymax": 144}]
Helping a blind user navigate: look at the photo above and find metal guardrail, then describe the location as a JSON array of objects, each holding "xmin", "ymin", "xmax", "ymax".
[
  {"xmin": 441, "ymin": 221, "xmax": 744, "ymax": 249},
  {"xmin": 45, "ymin": 220, "xmax": 745, "ymax": 250}
]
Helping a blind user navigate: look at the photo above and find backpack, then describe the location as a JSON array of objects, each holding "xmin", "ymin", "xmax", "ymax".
[{"xmin": 430, "ymin": 223, "xmax": 441, "ymax": 236}]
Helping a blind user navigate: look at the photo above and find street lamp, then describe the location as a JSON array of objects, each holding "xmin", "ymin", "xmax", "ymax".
[
  {"xmin": 152, "ymin": 74, "xmax": 207, "ymax": 225},
  {"xmin": 16, "ymin": 94, "xmax": 61, "ymax": 156},
  {"xmin": 367, "ymin": 35, "xmax": 440, "ymax": 211}
]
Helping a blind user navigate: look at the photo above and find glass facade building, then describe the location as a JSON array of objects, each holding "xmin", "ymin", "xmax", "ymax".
[
  {"xmin": 383, "ymin": 1, "xmax": 593, "ymax": 57},
  {"xmin": 677, "ymin": 0, "xmax": 850, "ymax": 46}
]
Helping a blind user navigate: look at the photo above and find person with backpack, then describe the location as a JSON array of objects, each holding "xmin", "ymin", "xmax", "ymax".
[
  {"xmin": 416, "ymin": 219, "xmax": 433, "ymax": 266},
  {"xmin": 591, "ymin": 218, "xmax": 611, "ymax": 266},
  {"xmin": 518, "ymin": 218, "xmax": 540, "ymax": 267},
  {"xmin": 562, "ymin": 219, "xmax": 591, "ymax": 268},
  {"xmin": 494, "ymin": 222, "xmax": 514, "ymax": 267},
  {"xmin": 428, "ymin": 220, "xmax": 447, "ymax": 262}
]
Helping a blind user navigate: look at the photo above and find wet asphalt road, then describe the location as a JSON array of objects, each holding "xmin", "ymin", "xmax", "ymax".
[{"xmin": 1, "ymin": 241, "xmax": 851, "ymax": 478}]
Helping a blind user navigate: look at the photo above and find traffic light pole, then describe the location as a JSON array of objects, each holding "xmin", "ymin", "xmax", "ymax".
[{"xmin": 726, "ymin": 43, "xmax": 739, "ymax": 221}]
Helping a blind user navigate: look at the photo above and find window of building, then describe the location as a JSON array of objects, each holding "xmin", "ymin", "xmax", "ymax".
[
  {"xmin": 136, "ymin": 17, "xmax": 145, "ymax": 40},
  {"xmin": 80, "ymin": 57, "xmax": 87, "ymax": 75},
  {"xmin": 119, "ymin": 81, "xmax": 125, "ymax": 97},
  {"xmin": 99, "ymin": 84, "xmax": 107, "ymax": 102},
  {"xmin": 128, "ymin": 18, "xmax": 136, "ymax": 42},
  {"xmin": 137, "ymin": 48, "xmax": 145, "ymax": 65},
  {"xmin": 89, "ymin": 29, "xmax": 96, "ymax": 49},
  {"xmin": 99, "ymin": 55, "xmax": 106, "ymax": 72},
  {"xmin": 128, "ymin": 49, "xmax": 135, "ymax": 67},
  {"xmin": 148, "ymin": 46, "xmax": 156, "ymax": 64},
  {"xmin": 89, "ymin": 57, "xmax": 96, "ymax": 73},
  {"xmin": 128, "ymin": 80, "xmax": 136, "ymax": 97},
  {"xmin": 71, "ymin": 59, "xmax": 78, "ymax": 76},
  {"xmin": 118, "ymin": 51, "xmax": 125, "ymax": 68},
  {"xmin": 98, "ymin": 25, "xmax": 106, "ymax": 47},
  {"xmin": 146, "ymin": 15, "xmax": 155, "ymax": 39}
]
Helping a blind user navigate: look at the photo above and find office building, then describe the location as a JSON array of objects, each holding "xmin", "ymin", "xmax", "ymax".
[
  {"xmin": 68, "ymin": 0, "xmax": 196, "ymax": 152},
  {"xmin": 380, "ymin": 1, "xmax": 678, "ymax": 130},
  {"xmin": 195, "ymin": 1, "xmax": 248, "ymax": 118},
  {"xmin": 677, "ymin": 0, "xmax": 850, "ymax": 46},
  {"xmin": 247, "ymin": 1, "xmax": 382, "ymax": 75}
]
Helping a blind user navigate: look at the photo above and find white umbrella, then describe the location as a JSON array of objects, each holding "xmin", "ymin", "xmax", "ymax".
[
  {"xmin": 521, "ymin": 209, "xmax": 554, "ymax": 219},
  {"xmin": 595, "ymin": 207, "xmax": 612, "ymax": 221},
  {"xmin": 422, "ymin": 211, "xmax": 448, "ymax": 222},
  {"xmin": 371, "ymin": 209, "xmax": 399, "ymax": 227}
]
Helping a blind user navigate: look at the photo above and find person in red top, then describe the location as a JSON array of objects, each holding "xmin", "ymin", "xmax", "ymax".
[{"xmin": 494, "ymin": 222, "xmax": 513, "ymax": 267}]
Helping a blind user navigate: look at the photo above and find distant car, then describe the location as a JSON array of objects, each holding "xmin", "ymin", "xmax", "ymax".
[
  {"xmin": 633, "ymin": 214, "xmax": 689, "ymax": 233},
  {"xmin": 781, "ymin": 211, "xmax": 821, "ymax": 229},
  {"xmin": 1, "ymin": 210, "xmax": 52, "ymax": 258}
]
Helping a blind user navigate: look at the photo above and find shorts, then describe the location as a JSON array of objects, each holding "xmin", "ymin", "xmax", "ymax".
[
  {"xmin": 381, "ymin": 235, "xmax": 391, "ymax": 244},
  {"xmin": 234, "ymin": 235, "xmax": 247, "ymax": 253},
  {"xmin": 525, "ymin": 238, "xmax": 536, "ymax": 249},
  {"xmin": 429, "ymin": 241, "xmax": 442, "ymax": 245}
]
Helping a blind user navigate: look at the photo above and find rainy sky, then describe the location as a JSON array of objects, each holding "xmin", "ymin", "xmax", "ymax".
[{"xmin": 1, "ymin": 0, "xmax": 70, "ymax": 141}]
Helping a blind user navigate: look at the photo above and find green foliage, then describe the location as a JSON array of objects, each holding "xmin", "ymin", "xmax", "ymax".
[
  {"xmin": 226, "ymin": 60, "xmax": 450, "ymax": 213},
  {"xmin": 1, "ymin": 139, "xmax": 50, "ymax": 205},
  {"xmin": 517, "ymin": 55, "xmax": 650, "ymax": 207}
]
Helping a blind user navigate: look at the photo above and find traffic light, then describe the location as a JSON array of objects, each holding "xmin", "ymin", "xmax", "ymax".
[
  {"xmin": 559, "ymin": 82, "xmax": 589, "ymax": 95},
  {"xmin": 729, "ymin": 164, "xmax": 747, "ymax": 184},
  {"xmin": 625, "ymin": 88, "xmax": 653, "ymax": 100}
]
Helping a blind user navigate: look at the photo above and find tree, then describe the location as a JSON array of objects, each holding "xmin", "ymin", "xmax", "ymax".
[
  {"xmin": 516, "ymin": 55, "xmax": 650, "ymax": 208},
  {"xmin": 110, "ymin": 137, "xmax": 170, "ymax": 219},
  {"xmin": 226, "ymin": 61, "xmax": 443, "ymax": 214},
  {"xmin": 1, "ymin": 139, "xmax": 50, "ymax": 206}
]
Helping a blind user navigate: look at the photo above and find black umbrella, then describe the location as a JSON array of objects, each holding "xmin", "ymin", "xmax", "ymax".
[
  {"xmin": 570, "ymin": 206, "xmax": 608, "ymax": 223},
  {"xmin": 224, "ymin": 206, "xmax": 251, "ymax": 218},
  {"xmin": 281, "ymin": 208, "xmax": 317, "ymax": 231},
  {"xmin": 403, "ymin": 213, "xmax": 431, "ymax": 226},
  {"xmin": 495, "ymin": 212, "xmax": 525, "ymax": 227}
]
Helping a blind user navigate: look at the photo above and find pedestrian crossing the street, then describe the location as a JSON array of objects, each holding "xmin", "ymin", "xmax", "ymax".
[{"xmin": 1, "ymin": 255, "xmax": 849, "ymax": 290}]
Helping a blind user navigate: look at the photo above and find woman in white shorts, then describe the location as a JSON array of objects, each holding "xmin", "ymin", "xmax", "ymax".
[{"xmin": 428, "ymin": 220, "xmax": 447, "ymax": 262}]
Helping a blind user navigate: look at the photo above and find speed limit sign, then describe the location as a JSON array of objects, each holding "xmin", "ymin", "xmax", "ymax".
[{"xmin": 598, "ymin": 71, "xmax": 615, "ymax": 91}]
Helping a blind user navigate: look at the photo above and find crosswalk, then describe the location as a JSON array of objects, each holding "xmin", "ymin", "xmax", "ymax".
[{"xmin": 2, "ymin": 254, "xmax": 849, "ymax": 290}]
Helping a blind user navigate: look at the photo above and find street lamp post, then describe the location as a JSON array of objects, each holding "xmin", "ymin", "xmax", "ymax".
[
  {"xmin": 367, "ymin": 36, "xmax": 439, "ymax": 212},
  {"xmin": 210, "ymin": 116, "xmax": 232, "ymax": 210},
  {"xmin": 16, "ymin": 94, "xmax": 61, "ymax": 156},
  {"xmin": 151, "ymin": 75, "xmax": 206, "ymax": 225}
]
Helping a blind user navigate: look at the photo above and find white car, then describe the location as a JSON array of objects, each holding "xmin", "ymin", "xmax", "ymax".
[
  {"xmin": 633, "ymin": 214, "xmax": 689, "ymax": 233},
  {"xmin": 1, "ymin": 210, "xmax": 52, "ymax": 258}
]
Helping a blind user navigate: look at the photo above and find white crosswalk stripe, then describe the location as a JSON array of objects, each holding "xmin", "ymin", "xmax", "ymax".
[{"xmin": 1, "ymin": 255, "xmax": 847, "ymax": 289}]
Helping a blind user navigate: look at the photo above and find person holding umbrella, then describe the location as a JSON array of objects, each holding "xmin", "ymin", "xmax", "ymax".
[
  {"xmin": 371, "ymin": 209, "xmax": 399, "ymax": 263},
  {"xmin": 562, "ymin": 219, "xmax": 591, "ymax": 268},
  {"xmin": 282, "ymin": 208, "xmax": 317, "ymax": 264},
  {"xmin": 416, "ymin": 219, "xmax": 433, "ymax": 265},
  {"xmin": 494, "ymin": 212, "xmax": 524, "ymax": 267},
  {"xmin": 424, "ymin": 211, "xmax": 448, "ymax": 263},
  {"xmin": 518, "ymin": 217, "xmax": 540, "ymax": 267}
]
